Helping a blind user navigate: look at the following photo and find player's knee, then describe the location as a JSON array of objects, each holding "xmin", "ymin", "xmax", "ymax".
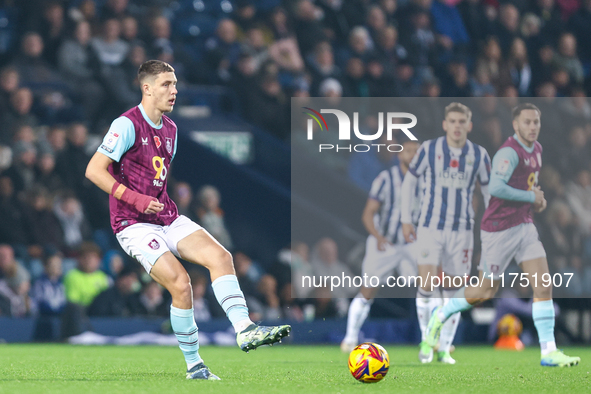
[{"xmin": 171, "ymin": 275, "xmax": 192, "ymax": 301}]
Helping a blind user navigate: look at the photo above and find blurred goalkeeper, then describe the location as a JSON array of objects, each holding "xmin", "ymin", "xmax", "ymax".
[{"xmin": 85, "ymin": 60, "xmax": 290, "ymax": 380}]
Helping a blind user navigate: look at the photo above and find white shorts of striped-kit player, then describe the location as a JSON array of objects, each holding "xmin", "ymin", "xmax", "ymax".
[
  {"xmin": 361, "ymin": 235, "xmax": 418, "ymax": 282},
  {"xmin": 415, "ymin": 226, "xmax": 473, "ymax": 277}
]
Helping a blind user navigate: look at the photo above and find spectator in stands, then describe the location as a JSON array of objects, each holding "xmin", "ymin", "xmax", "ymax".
[
  {"xmin": 347, "ymin": 117, "xmax": 399, "ymax": 191},
  {"xmin": 533, "ymin": 0, "xmax": 565, "ymax": 43},
  {"xmin": 569, "ymin": 0, "xmax": 591, "ymax": 64},
  {"xmin": 556, "ymin": 126, "xmax": 590, "ymax": 177},
  {"xmin": 504, "ymin": 38, "xmax": 533, "ymax": 96},
  {"xmin": 189, "ymin": 271, "xmax": 211, "ymax": 322},
  {"xmin": 102, "ymin": 250, "xmax": 125, "ymax": 281},
  {"xmin": 135, "ymin": 279, "xmax": 169, "ymax": 318},
  {"xmin": 147, "ymin": 15, "xmax": 194, "ymax": 82},
  {"xmin": 53, "ymin": 192, "xmax": 91, "ymax": 251},
  {"xmin": 0, "ymin": 67, "xmax": 20, "ymax": 112},
  {"xmin": 91, "ymin": 18, "xmax": 136, "ymax": 112},
  {"xmin": 541, "ymin": 201, "xmax": 585, "ymax": 295},
  {"xmin": 566, "ymin": 169, "xmax": 591, "ymax": 238},
  {"xmin": 457, "ymin": 0, "xmax": 494, "ymax": 50},
  {"xmin": 196, "ymin": 185, "xmax": 233, "ymax": 250},
  {"xmin": 102, "ymin": 0, "xmax": 131, "ymax": 20},
  {"xmin": 374, "ymin": 26, "xmax": 408, "ymax": 75},
  {"xmin": 365, "ymin": 5, "xmax": 387, "ymax": 46},
  {"xmin": 121, "ymin": 16, "xmax": 142, "ymax": 47},
  {"xmin": 0, "ymin": 244, "xmax": 33, "ymax": 317},
  {"xmin": 88, "ymin": 265, "xmax": 140, "ymax": 316},
  {"xmin": 553, "ymin": 33, "xmax": 584, "ymax": 85},
  {"xmin": 346, "ymin": 26, "xmax": 374, "ymax": 62},
  {"xmin": 56, "ymin": 123, "xmax": 91, "ymax": 194},
  {"xmin": 57, "ymin": 20, "xmax": 105, "ymax": 127},
  {"xmin": 45, "ymin": 125, "xmax": 67, "ymax": 156},
  {"xmin": 294, "ymin": 0, "xmax": 327, "ymax": 57},
  {"xmin": 23, "ymin": 186, "xmax": 64, "ymax": 256},
  {"xmin": 171, "ymin": 182, "xmax": 196, "ymax": 222},
  {"xmin": 39, "ymin": 1, "xmax": 67, "ymax": 67},
  {"xmin": 63, "ymin": 242, "xmax": 109, "ymax": 307},
  {"xmin": 494, "ymin": 4, "xmax": 521, "ymax": 56},
  {"xmin": 10, "ymin": 32, "xmax": 65, "ymax": 86},
  {"xmin": 205, "ymin": 19, "xmax": 241, "ymax": 83},
  {"xmin": 31, "ymin": 253, "xmax": 66, "ymax": 315},
  {"xmin": 255, "ymin": 274, "xmax": 282, "ymax": 321},
  {"xmin": 366, "ymin": 55, "xmax": 396, "ymax": 97},
  {"xmin": 35, "ymin": 152, "xmax": 63, "ymax": 195},
  {"xmin": 234, "ymin": 251, "xmax": 264, "ymax": 284},
  {"xmin": 0, "ymin": 177, "xmax": 28, "ymax": 251},
  {"xmin": 245, "ymin": 74, "xmax": 290, "ymax": 140},
  {"xmin": 4, "ymin": 141, "xmax": 37, "ymax": 194},
  {"xmin": 400, "ymin": 7, "xmax": 437, "ymax": 75},
  {"xmin": 470, "ymin": 64, "xmax": 496, "ymax": 97},
  {"xmin": 308, "ymin": 41, "xmax": 341, "ymax": 97},
  {"xmin": 311, "ymin": 238, "xmax": 356, "ymax": 300},
  {"xmin": 430, "ymin": 0, "xmax": 469, "ymax": 58},
  {"xmin": 277, "ymin": 241, "xmax": 314, "ymax": 299},
  {"xmin": 559, "ymin": 87, "xmax": 591, "ymax": 126},
  {"xmin": 1, "ymin": 87, "xmax": 37, "ymax": 144},
  {"xmin": 342, "ymin": 57, "xmax": 368, "ymax": 97}
]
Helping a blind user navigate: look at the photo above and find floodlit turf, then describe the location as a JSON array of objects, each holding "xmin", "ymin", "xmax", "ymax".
[{"xmin": 0, "ymin": 344, "xmax": 589, "ymax": 394}]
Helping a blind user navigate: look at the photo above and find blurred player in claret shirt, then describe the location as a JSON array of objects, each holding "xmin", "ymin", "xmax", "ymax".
[
  {"xmin": 85, "ymin": 60, "xmax": 290, "ymax": 380},
  {"xmin": 424, "ymin": 103, "xmax": 580, "ymax": 367}
]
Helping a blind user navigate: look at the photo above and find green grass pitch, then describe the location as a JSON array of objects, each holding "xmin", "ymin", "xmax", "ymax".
[{"xmin": 0, "ymin": 344, "xmax": 589, "ymax": 393}]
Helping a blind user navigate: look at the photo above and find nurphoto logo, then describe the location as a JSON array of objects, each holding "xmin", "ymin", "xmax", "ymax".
[{"xmin": 303, "ymin": 107, "xmax": 418, "ymax": 153}]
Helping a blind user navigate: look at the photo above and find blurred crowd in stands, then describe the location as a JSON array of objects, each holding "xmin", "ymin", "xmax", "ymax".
[{"xmin": 0, "ymin": 0, "xmax": 591, "ymax": 332}]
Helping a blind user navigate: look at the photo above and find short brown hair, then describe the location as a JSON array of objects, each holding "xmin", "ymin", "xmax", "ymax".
[
  {"xmin": 137, "ymin": 60, "xmax": 175, "ymax": 84},
  {"xmin": 512, "ymin": 103, "xmax": 541, "ymax": 119},
  {"xmin": 444, "ymin": 102, "xmax": 472, "ymax": 121}
]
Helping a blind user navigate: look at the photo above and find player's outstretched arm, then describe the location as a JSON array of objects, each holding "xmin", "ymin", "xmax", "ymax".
[{"xmin": 85, "ymin": 152, "xmax": 163, "ymax": 214}]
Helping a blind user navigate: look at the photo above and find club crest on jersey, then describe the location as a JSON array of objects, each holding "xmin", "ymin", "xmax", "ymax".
[
  {"xmin": 154, "ymin": 136, "xmax": 162, "ymax": 148},
  {"xmin": 166, "ymin": 137, "xmax": 173, "ymax": 154},
  {"xmin": 148, "ymin": 239, "xmax": 160, "ymax": 250}
]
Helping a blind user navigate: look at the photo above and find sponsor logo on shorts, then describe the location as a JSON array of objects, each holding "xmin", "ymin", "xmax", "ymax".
[
  {"xmin": 148, "ymin": 239, "xmax": 160, "ymax": 250},
  {"xmin": 421, "ymin": 249, "xmax": 429, "ymax": 258},
  {"xmin": 491, "ymin": 265, "xmax": 499, "ymax": 273}
]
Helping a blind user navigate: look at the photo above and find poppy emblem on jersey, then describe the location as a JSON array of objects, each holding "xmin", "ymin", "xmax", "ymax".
[
  {"xmin": 166, "ymin": 137, "xmax": 173, "ymax": 154},
  {"xmin": 450, "ymin": 159, "xmax": 459, "ymax": 168},
  {"xmin": 148, "ymin": 239, "xmax": 160, "ymax": 250},
  {"xmin": 154, "ymin": 136, "xmax": 162, "ymax": 148}
]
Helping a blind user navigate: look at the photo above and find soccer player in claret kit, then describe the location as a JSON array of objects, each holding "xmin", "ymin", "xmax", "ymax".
[
  {"xmin": 424, "ymin": 103, "xmax": 580, "ymax": 367},
  {"xmin": 85, "ymin": 60, "xmax": 290, "ymax": 380},
  {"xmin": 400, "ymin": 103, "xmax": 491, "ymax": 365}
]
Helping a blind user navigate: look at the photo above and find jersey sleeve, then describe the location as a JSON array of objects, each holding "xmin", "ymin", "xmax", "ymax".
[
  {"xmin": 172, "ymin": 126, "xmax": 178, "ymax": 161},
  {"xmin": 489, "ymin": 147, "xmax": 535, "ymax": 203},
  {"xmin": 408, "ymin": 141, "xmax": 429, "ymax": 177},
  {"xmin": 478, "ymin": 147, "xmax": 491, "ymax": 185},
  {"xmin": 97, "ymin": 117, "xmax": 136, "ymax": 162},
  {"xmin": 368, "ymin": 171, "xmax": 387, "ymax": 202}
]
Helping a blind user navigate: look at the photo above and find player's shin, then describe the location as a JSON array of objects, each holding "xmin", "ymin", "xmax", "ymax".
[
  {"xmin": 439, "ymin": 289, "xmax": 462, "ymax": 355},
  {"xmin": 416, "ymin": 287, "xmax": 440, "ymax": 341},
  {"xmin": 211, "ymin": 274, "xmax": 253, "ymax": 333},
  {"xmin": 532, "ymin": 300, "xmax": 556, "ymax": 355},
  {"xmin": 170, "ymin": 305, "xmax": 202, "ymax": 369},
  {"xmin": 343, "ymin": 293, "xmax": 373, "ymax": 346},
  {"xmin": 438, "ymin": 287, "xmax": 473, "ymax": 321}
]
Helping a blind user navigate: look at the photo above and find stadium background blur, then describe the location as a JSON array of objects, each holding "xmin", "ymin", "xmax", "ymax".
[{"xmin": 0, "ymin": 0, "xmax": 590, "ymax": 344}]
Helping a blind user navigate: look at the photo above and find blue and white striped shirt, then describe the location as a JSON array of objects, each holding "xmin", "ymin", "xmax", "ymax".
[
  {"xmin": 369, "ymin": 165, "xmax": 421, "ymax": 244},
  {"xmin": 409, "ymin": 136, "xmax": 491, "ymax": 231}
]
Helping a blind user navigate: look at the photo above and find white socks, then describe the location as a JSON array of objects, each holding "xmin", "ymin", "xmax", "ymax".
[{"xmin": 344, "ymin": 294, "xmax": 373, "ymax": 344}]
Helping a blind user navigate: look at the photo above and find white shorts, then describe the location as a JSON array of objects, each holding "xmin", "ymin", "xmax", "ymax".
[
  {"xmin": 361, "ymin": 236, "xmax": 417, "ymax": 281},
  {"xmin": 116, "ymin": 215, "xmax": 202, "ymax": 273},
  {"xmin": 479, "ymin": 222, "xmax": 546, "ymax": 279},
  {"xmin": 416, "ymin": 227, "xmax": 473, "ymax": 276}
]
